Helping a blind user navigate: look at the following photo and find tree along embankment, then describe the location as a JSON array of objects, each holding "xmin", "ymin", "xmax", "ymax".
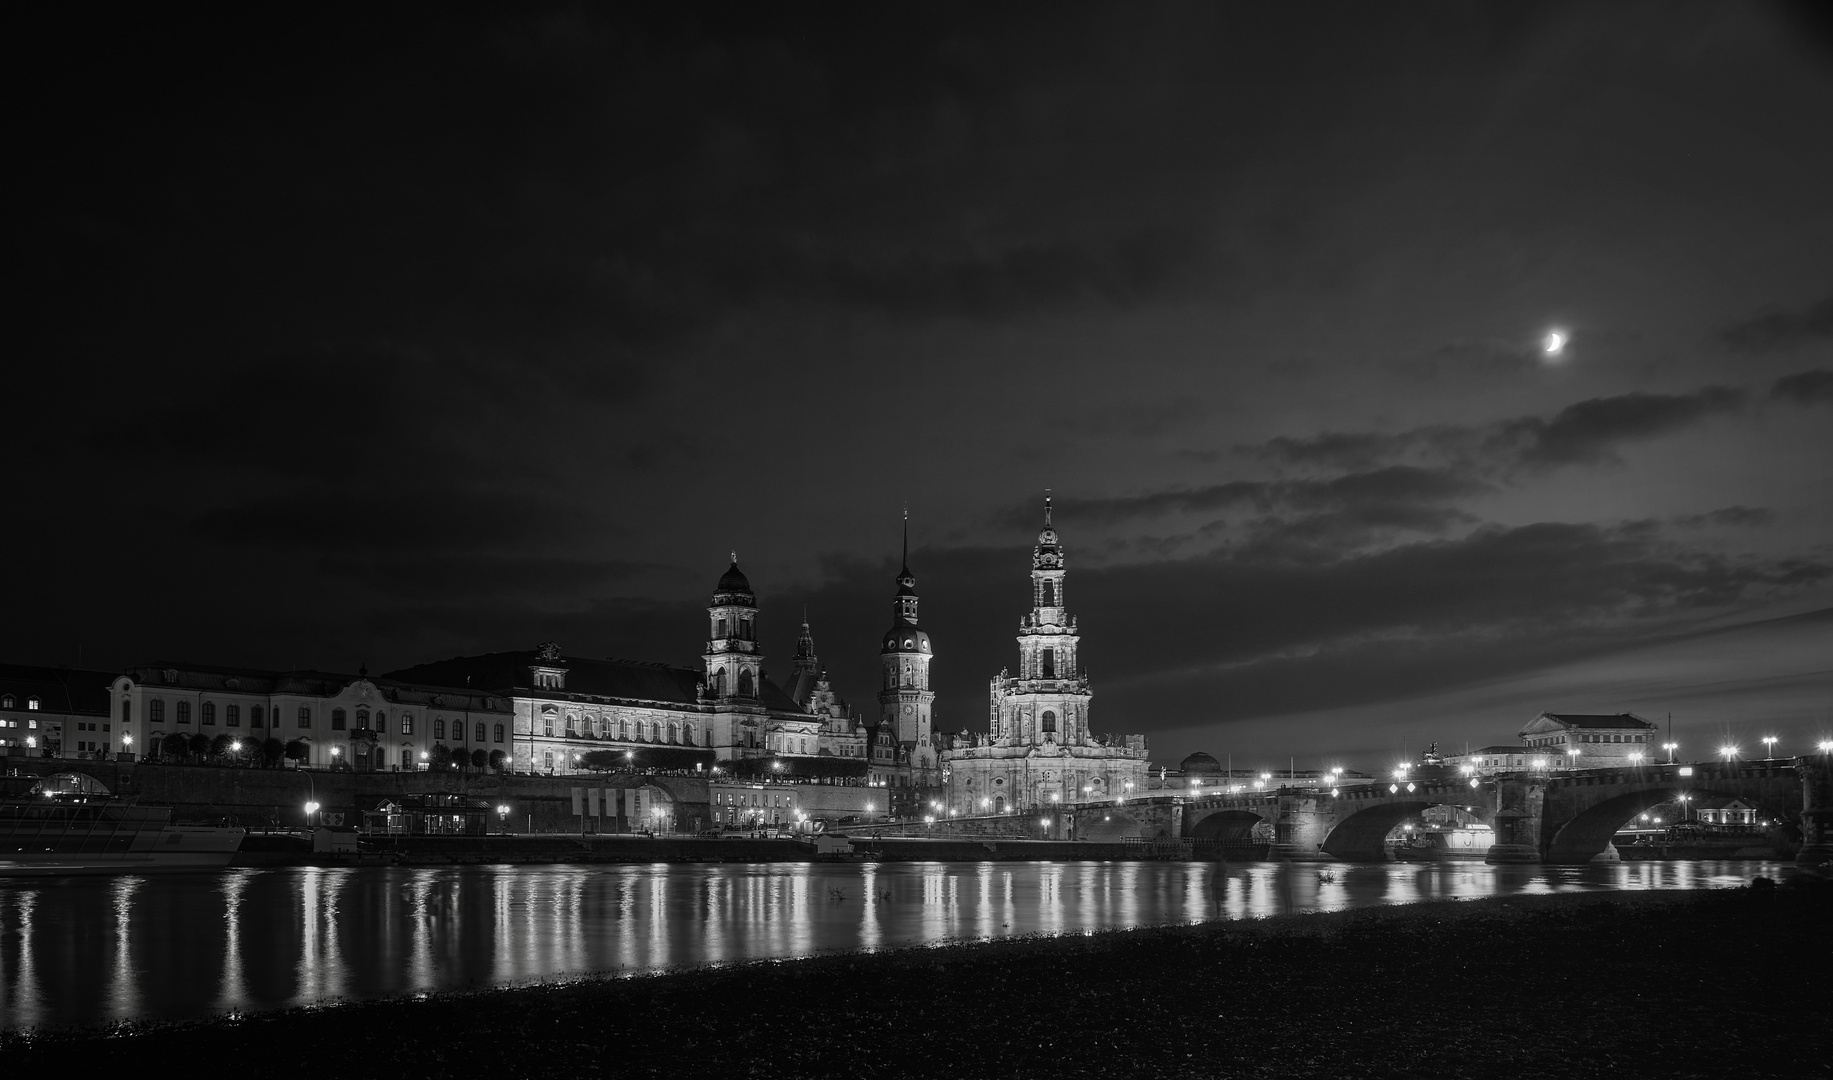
[{"xmin": 5, "ymin": 882, "xmax": 1828, "ymax": 1078}]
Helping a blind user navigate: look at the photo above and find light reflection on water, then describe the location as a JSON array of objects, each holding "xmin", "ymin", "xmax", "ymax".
[{"xmin": 0, "ymin": 859, "xmax": 1777, "ymax": 1031}]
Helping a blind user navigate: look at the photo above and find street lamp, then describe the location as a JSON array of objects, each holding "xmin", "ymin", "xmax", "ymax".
[
  {"xmin": 496, "ymin": 804, "xmax": 509, "ymax": 832},
  {"xmin": 1761, "ymin": 736, "xmax": 1777, "ymax": 758},
  {"xmin": 305, "ymin": 800, "xmax": 320, "ymax": 826},
  {"xmin": 1663, "ymin": 741, "xmax": 1678, "ymax": 764},
  {"xmin": 1719, "ymin": 745, "xmax": 1739, "ymax": 764},
  {"xmin": 1819, "ymin": 740, "xmax": 1833, "ymax": 755}
]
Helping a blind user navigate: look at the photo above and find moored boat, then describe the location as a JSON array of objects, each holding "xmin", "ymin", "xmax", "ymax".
[{"xmin": 0, "ymin": 772, "xmax": 244, "ymax": 876}]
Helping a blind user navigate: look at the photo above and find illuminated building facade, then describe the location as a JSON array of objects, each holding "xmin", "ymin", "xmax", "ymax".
[{"xmin": 941, "ymin": 496, "xmax": 1150, "ymax": 814}]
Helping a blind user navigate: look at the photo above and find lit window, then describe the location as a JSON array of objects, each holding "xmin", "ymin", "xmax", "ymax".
[
  {"xmin": 401, "ymin": 714, "xmax": 413, "ymax": 735},
  {"xmin": 28, "ymin": 697, "xmax": 41, "ymax": 711}
]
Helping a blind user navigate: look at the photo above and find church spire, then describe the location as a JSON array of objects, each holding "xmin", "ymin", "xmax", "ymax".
[
  {"xmin": 792, "ymin": 611, "xmax": 817, "ymax": 673},
  {"xmin": 893, "ymin": 511, "xmax": 919, "ymax": 624}
]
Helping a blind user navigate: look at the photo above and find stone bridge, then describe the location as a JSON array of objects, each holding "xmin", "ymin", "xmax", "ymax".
[{"xmin": 1067, "ymin": 757, "xmax": 1832, "ymax": 866}]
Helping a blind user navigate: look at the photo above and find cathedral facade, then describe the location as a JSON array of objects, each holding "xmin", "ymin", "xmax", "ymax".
[{"xmin": 941, "ymin": 497, "xmax": 1150, "ymax": 814}]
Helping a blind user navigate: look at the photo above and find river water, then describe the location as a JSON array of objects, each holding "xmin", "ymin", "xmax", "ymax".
[{"xmin": 0, "ymin": 859, "xmax": 1779, "ymax": 1032}]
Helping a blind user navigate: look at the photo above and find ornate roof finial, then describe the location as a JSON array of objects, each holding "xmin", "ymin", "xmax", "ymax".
[
  {"xmin": 901, "ymin": 507, "xmax": 909, "ymax": 571},
  {"xmin": 1045, "ymin": 488, "xmax": 1053, "ymax": 528},
  {"xmin": 730, "ymin": 550, "xmax": 738, "ymax": 565}
]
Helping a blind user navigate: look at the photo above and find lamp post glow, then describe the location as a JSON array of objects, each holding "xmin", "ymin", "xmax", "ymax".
[
  {"xmin": 1664, "ymin": 741, "xmax": 1678, "ymax": 764},
  {"xmin": 496, "ymin": 804, "xmax": 509, "ymax": 832},
  {"xmin": 1819, "ymin": 740, "xmax": 1833, "ymax": 755},
  {"xmin": 1761, "ymin": 736, "xmax": 1777, "ymax": 758},
  {"xmin": 1719, "ymin": 745, "xmax": 1739, "ymax": 764},
  {"xmin": 304, "ymin": 800, "xmax": 320, "ymax": 826}
]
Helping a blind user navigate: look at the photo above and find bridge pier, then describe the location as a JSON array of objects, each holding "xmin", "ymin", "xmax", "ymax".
[
  {"xmin": 1795, "ymin": 760, "xmax": 1833, "ymax": 875},
  {"xmin": 1484, "ymin": 778, "xmax": 1541, "ymax": 864}
]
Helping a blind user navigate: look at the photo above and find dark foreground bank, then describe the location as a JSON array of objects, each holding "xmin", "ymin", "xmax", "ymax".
[{"xmin": 5, "ymin": 882, "xmax": 1828, "ymax": 1079}]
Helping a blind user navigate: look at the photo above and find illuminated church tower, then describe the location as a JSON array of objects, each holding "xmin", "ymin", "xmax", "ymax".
[
  {"xmin": 704, "ymin": 556, "xmax": 761, "ymax": 700},
  {"xmin": 877, "ymin": 514, "xmax": 938, "ymax": 783},
  {"xmin": 940, "ymin": 492, "xmax": 1150, "ymax": 814},
  {"xmin": 990, "ymin": 492, "xmax": 1091, "ymax": 749}
]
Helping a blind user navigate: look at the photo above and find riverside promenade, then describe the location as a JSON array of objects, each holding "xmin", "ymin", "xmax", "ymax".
[{"xmin": 5, "ymin": 880, "xmax": 1826, "ymax": 1078}]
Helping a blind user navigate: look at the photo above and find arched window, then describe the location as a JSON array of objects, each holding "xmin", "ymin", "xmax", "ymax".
[
  {"xmin": 201, "ymin": 702, "xmax": 216, "ymax": 725},
  {"xmin": 332, "ymin": 708, "xmax": 347, "ymax": 731},
  {"xmin": 476, "ymin": 721, "xmax": 487, "ymax": 743},
  {"xmin": 738, "ymin": 670, "xmax": 754, "ymax": 697},
  {"xmin": 0, "ymin": 695, "xmax": 11, "ymax": 708},
  {"xmin": 27, "ymin": 697, "xmax": 41, "ymax": 711},
  {"xmin": 1041, "ymin": 710, "xmax": 1057, "ymax": 733},
  {"xmin": 668, "ymin": 722, "xmax": 679, "ymax": 744},
  {"xmin": 435, "ymin": 718, "xmax": 446, "ymax": 740},
  {"xmin": 249, "ymin": 705, "xmax": 263, "ymax": 728},
  {"xmin": 1042, "ymin": 648, "xmax": 1056, "ymax": 678},
  {"xmin": 710, "ymin": 670, "xmax": 724, "ymax": 696},
  {"xmin": 298, "ymin": 706, "xmax": 311, "ymax": 728},
  {"xmin": 494, "ymin": 723, "xmax": 505, "ymax": 743},
  {"xmin": 150, "ymin": 699, "xmax": 165, "ymax": 723},
  {"xmin": 225, "ymin": 704, "xmax": 240, "ymax": 727},
  {"xmin": 177, "ymin": 701, "xmax": 191, "ymax": 724},
  {"xmin": 400, "ymin": 713, "xmax": 412, "ymax": 735},
  {"xmin": 542, "ymin": 708, "xmax": 555, "ymax": 737},
  {"xmin": 565, "ymin": 713, "xmax": 578, "ymax": 736}
]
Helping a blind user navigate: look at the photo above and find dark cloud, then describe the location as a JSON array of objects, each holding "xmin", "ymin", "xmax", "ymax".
[
  {"xmin": 1720, "ymin": 295, "xmax": 1833, "ymax": 352},
  {"xmin": 1770, "ymin": 369, "xmax": 1833, "ymax": 404},
  {"xmin": 1248, "ymin": 387, "xmax": 1748, "ymax": 479},
  {"xmin": 1500, "ymin": 387, "xmax": 1747, "ymax": 468},
  {"xmin": 781, "ymin": 521, "xmax": 1831, "ymax": 743},
  {"xmin": 1672, "ymin": 506, "xmax": 1777, "ymax": 529},
  {"xmin": 1047, "ymin": 467, "xmax": 1487, "ymax": 525}
]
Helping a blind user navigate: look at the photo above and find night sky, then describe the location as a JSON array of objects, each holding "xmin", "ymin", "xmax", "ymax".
[{"xmin": 14, "ymin": 3, "xmax": 1832, "ymax": 771}]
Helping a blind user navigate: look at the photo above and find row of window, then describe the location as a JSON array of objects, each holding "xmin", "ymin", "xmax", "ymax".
[
  {"xmin": 714, "ymin": 616, "xmax": 754, "ymax": 640},
  {"xmin": 130, "ymin": 698, "xmax": 497, "ymax": 736},
  {"xmin": 0, "ymin": 695, "xmax": 42, "ymax": 710},
  {"xmin": 432, "ymin": 719, "xmax": 504, "ymax": 743},
  {"xmin": 1527, "ymin": 733, "xmax": 1649, "ymax": 747},
  {"xmin": 540, "ymin": 713, "xmax": 701, "ymax": 745}
]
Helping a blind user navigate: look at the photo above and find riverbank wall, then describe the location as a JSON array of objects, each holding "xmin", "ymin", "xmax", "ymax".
[
  {"xmin": 2, "ymin": 758, "xmax": 719, "ymax": 832},
  {"xmin": 238, "ymin": 834, "xmax": 1189, "ymax": 866},
  {"xmin": 7, "ymin": 881, "xmax": 1827, "ymax": 1077}
]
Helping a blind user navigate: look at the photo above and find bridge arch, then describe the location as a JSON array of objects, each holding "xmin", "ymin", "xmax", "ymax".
[
  {"xmin": 1080, "ymin": 810, "xmax": 1144, "ymax": 842},
  {"xmin": 1545, "ymin": 784, "xmax": 1792, "ymax": 863},
  {"xmin": 1320, "ymin": 796, "xmax": 1489, "ymax": 861},
  {"xmin": 1188, "ymin": 809, "xmax": 1267, "ymax": 842}
]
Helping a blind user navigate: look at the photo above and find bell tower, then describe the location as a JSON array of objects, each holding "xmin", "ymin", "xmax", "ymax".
[
  {"xmin": 705, "ymin": 555, "xmax": 762, "ymax": 700},
  {"xmin": 994, "ymin": 491, "xmax": 1090, "ymax": 746},
  {"xmin": 878, "ymin": 513, "xmax": 936, "ymax": 753}
]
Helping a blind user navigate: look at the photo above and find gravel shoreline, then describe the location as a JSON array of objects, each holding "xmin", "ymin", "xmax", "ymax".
[{"xmin": 5, "ymin": 882, "xmax": 1828, "ymax": 1078}]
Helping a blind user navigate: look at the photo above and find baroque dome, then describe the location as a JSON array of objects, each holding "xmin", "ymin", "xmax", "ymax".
[
  {"xmin": 716, "ymin": 561, "xmax": 751, "ymax": 594},
  {"xmin": 882, "ymin": 625, "xmax": 932, "ymax": 654},
  {"xmin": 1180, "ymin": 751, "xmax": 1222, "ymax": 774}
]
